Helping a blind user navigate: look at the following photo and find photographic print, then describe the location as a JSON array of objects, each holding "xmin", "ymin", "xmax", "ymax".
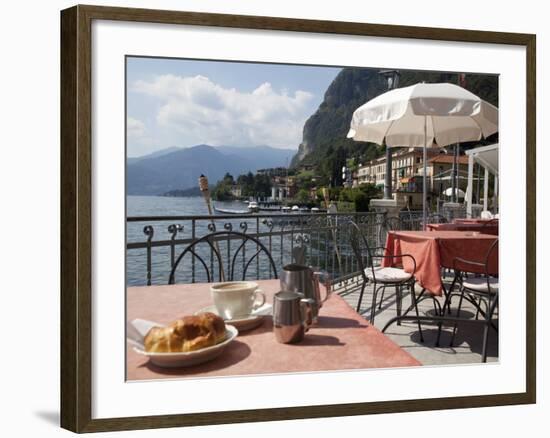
[
  {"xmin": 125, "ymin": 57, "xmax": 500, "ymax": 380},
  {"xmin": 60, "ymin": 5, "xmax": 535, "ymax": 431}
]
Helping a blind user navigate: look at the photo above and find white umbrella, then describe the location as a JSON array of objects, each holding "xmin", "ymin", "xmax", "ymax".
[
  {"xmin": 443, "ymin": 187, "xmax": 465, "ymax": 198},
  {"xmin": 347, "ymin": 82, "xmax": 498, "ymax": 227}
]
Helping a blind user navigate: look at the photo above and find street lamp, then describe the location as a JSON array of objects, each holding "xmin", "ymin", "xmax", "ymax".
[{"xmin": 379, "ymin": 70, "xmax": 401, "ymax": 200}]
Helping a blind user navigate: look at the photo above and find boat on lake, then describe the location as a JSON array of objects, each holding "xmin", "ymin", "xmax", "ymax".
[
  {"xmin": 248, "ymin": 201, "xmax": 260, "ymax": 212},
  {"xmin": 213, "ymin": 205, "xmax": 252, "ymax": 215}
]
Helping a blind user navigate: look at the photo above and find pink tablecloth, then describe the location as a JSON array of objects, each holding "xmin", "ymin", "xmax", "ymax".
[
  {"xmin": 383, "ymin": 231, "xmax": 498, "ymax": 296},
  {"xmin": 126, "ymin": 280, "xmax": 420, "ymax": 380},
  {"xmin": 427, "ymin": 223, "xmax": 498, "ymax": 235}
]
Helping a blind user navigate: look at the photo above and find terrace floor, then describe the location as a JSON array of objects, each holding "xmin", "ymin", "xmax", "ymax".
[{"xmin": 336, "ymin": 276, "xmax": 498, "ymax": 365}]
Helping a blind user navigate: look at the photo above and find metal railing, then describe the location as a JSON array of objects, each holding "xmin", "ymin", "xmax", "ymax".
[{"xmin": 126, "ymin": 212, "xmax": 386, "ymax": 287}]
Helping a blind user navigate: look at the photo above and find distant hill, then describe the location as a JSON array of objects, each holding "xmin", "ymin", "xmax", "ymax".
[
  {"xmin": 127, "ymin": 144, "xmax": 295, "ymax": 195},
  {"xmin": 162, "ymin": 187, "xmax": 201, "ymax": 197},
  {"xmin": 217, "ymin": 145, "xmax": 294, "ymax": 170},
  {"xmin": 127, "ymin": 146, "xmax": 181, "ymax": 165}
]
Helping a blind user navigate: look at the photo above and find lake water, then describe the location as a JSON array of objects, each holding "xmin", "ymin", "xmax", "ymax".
[
  {"xmin": 126, "ymin": 196, "xmax": 368, "ymax": 286},
  {"xmin": 126, "ymin": 196, "xmax": 302, "ymax": 286}
]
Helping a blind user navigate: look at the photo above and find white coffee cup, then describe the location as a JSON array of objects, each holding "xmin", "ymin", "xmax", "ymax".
[{"xmin": 210, "ymin": 281, "xmax": 266, "ymax": 320}]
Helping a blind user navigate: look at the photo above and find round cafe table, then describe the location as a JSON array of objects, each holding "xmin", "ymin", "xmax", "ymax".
[
  {"xmin": 382, "ymin": 230, "xmax": 498, "ymax": 296},
  {"xmin": 126, "ymin": 279, "xmax": 420, "ymax": 380}
]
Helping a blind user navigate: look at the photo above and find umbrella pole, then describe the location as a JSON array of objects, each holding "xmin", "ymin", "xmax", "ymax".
[{"xmin": 423, "ymin": 116, "xmax": 427, "ymax": 230}]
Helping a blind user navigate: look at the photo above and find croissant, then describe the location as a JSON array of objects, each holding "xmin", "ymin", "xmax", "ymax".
[{"xmin": 144, "ymin": 312, "xmax": 226, "ymax": 353}]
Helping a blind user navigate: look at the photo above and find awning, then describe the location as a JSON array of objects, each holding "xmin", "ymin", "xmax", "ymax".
[
  {"xmin": 465, "ymin": 143, "xmax": 499, "ymax": 216},
  {"xmin": 465, "ymin": 143, "xmax": 499, "ymax": 176}
]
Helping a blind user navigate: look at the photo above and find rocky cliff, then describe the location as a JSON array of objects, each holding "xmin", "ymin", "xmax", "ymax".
[{"xmin": 291, "ymin": 67, "xmax": 499, "ymax": 169}]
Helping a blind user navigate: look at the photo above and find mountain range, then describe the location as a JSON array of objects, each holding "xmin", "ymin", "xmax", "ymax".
[
  {"xmin": 127, "ymin": 68, "xmax": 498, "ymax": 195},
  {"xmin": 127, "ymin": 145, "xmax": 295, "ymax": 195}
]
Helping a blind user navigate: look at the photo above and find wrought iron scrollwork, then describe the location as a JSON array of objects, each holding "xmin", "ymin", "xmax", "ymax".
[
  {"xmin": 167, "ymin": 224, "xmax": 183, "ymax": 267},
  {"xmin": 261, "ymin": 218, "xmax": 274, "ymax": 232},
  {"xmin": 143, "ymin": 225, "xmax": 154, "ymax": 240},
  {"xmin": 168, "ymin": 223, "xmax": 183, "ymax": 238},
  {"xmin": 168, "ymin": 231, "xmax": 278, "ymax": 284},
  {"xmin": 128, "ymin": 212, "xmax": 386, "ymax": 287},
  {"xmin": 295, "ymin": 233, "xmax": 310, "ymax": 245}
]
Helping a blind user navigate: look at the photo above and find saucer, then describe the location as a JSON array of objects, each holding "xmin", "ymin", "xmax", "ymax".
[{"xmin": 195, "ymin": 303, "xmax": 272, "ymax": 332}]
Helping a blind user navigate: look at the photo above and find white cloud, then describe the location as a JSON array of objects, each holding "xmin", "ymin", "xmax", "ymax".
[
  {"xmin": 131, "ymin": 74, "xmax": 313, "ymax": 148},
  {"xmin": 127, "ymin": 116, "xmax": 158, "ymax": 157},
  {"xmin": 127, "ymin": 116, "xmax": 146, "ymax": 139}
]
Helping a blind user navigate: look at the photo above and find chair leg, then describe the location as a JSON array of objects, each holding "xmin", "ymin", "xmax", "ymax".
[
  {"xmin": 445, "ymin": 274, "xmax": 460, "ymax": 315},
  {"xmin": 356, "ymin": 281, "xmax": 367, "ymax": 313},
  {"xmin": 395, "ymin": 285, "xmax": 402, "ymax": 326},
  {"xmin": 410, "ymin": 281, "xmax": 424, "ymax": 343},
  {"xmin": 481, "ymin": 294, "xmax": 498, "ymax": 362},
  {"xmin": 481, "ymin": 319, "xmax": 490, "ymax": 363},
  {"xmin": 475, "ymin": 296, "xmax": 484, "ymax": 320},
  {"xmin": 378, "ymin": 285, "xmax": 386, "ymax": 310},
  {"xmin": 370, "ymin": 283, "xmax": 380, "ymax": 324},
  {"xmin": 436, "ymin": 276, "xmax": 460, "ymax": 346},
  {"xmin": 436, "ymin": 287, "xmax": 453, "ymax": 347},
  {"xmin": 450, "ymin": 287, "xmax": 466, "ymax": 347}
]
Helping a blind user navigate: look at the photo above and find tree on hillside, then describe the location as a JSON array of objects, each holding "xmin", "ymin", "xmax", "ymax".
[{"xmin": 222, "ymin": 173, "xmax": 234, "ymax": 184}]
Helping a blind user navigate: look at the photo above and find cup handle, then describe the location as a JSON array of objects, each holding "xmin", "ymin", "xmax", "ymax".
[
  {"xmin": 252, "ymin": 289, "xmax": 266, "ymax": 310},
  {"xmin": 300, "ymin": 298, "xmax": 315, "ymax": 332},
  {"xmin": 315, "ymin": 271, "xmax": 332, "ymax": 303}
]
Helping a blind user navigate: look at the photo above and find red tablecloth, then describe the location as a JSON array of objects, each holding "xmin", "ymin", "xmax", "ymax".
[
  {"xmin": 427, "ymin": 223, "xmax": 498, "ymax": 235},
  {"xmin": 383, "ymin": 231, "xmax": 498, "ymax": 296},
  {"xmin": 126, "ymin": 280, "xmax": 420, "ymax": 380}
]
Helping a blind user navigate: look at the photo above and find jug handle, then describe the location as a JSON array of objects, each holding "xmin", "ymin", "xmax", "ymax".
[
  {"xmin": 314, "ymin": 271, "xmax": 332, "ymax": 303},
  {"xmin": 300, "ymin": 298, "xmax": 315, "ymax": 332}
]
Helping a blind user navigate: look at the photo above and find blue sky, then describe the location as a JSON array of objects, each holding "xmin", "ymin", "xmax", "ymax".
[{"xmin": 126, "ymin": 57, "xmax": 341, "ymax": 157}]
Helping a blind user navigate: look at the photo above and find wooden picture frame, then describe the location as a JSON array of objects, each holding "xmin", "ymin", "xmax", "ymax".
[{"xmin": 60, "ymin": 4, "xmax": 536, "ymax": 433}]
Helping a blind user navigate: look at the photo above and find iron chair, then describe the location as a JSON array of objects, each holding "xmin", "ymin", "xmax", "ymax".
[
  {"xmin": 440, "ymin": 238, "xmax": 499, "ymax": 362},
  {"xmin": 480, "ymin": 218, "xmax": 499, "ymax": 235},
  {"xmin": 349, "ymin": 221, "xmax": 424, "ymax": 340},
  {"xmin": 168, "ymin": 230, "xmax": 278, "ymax": 284},
  {"xmin": 377, "ymin": 216, "xmax": 404, "ymax": 247},
  {"xmin": 428, "ymin": 213, "xmax": 448, "ymax": 224}
]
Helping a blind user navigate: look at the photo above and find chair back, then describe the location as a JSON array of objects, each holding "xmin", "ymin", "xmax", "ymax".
[
  {"xmin": 350, "ymin": 221, "xmax": 388, "ymax": 282},
  {"xmin": 451, "ymin": 238, "xmax": 498, "ymax": 293},
  {"xmin": 377, "ymin": 216, "xmax": 403, "ymax": 246},
  {"xmin": 351, "ymin": 220, "xmax": 416, "ymax": 283},
  {"xmin": 428, "ymin": 213, "xmax": 448, "ymax": 224},
  {"xmin": 480, "ymin": 218, "xmax": 499, "ymax": 235},
  {"xmin": 484, "ymin": 238, "xmax": 499, "ymax": 284},
  {"xmin": 168, "ymin": 231, "xmax": 278, "ymax": 284},
  {"xmin": 481, "ymin": 218, "xmax": 498, "ymax": 227}
]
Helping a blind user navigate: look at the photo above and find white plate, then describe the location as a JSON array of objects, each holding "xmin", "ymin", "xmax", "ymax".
[
  {"xmin": 195, "ymin": 303, "xmax": 272, "ymax": 332},
  {"xmin": 127, "ymin": 318, "xmax": 238, "ymax": 368}
]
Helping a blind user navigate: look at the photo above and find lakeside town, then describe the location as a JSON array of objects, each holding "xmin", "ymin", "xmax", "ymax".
[{"xmin": 208, "ymin": 146, "xmax": 493, "ymax": 215}]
